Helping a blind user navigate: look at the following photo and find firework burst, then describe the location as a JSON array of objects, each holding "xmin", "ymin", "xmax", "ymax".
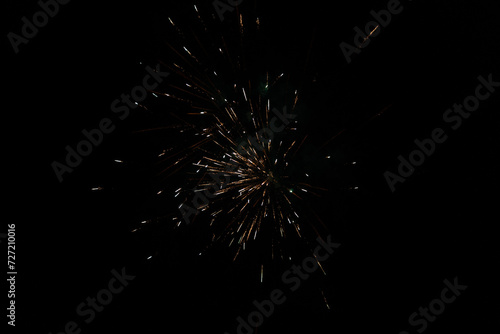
[{"xmin": 127, "ymin": 3, "xmax": 332, "ymax": 260}]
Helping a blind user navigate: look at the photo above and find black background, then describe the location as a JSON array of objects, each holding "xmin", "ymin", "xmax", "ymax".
[{"xmin": 3, "ymin": 0, "xmax": 500, "ymax": 333}]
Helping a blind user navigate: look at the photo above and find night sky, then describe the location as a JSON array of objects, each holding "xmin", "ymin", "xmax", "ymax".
[{"xmin": 4, "ymin": 0, "xmax": 500, "ymax": 333}]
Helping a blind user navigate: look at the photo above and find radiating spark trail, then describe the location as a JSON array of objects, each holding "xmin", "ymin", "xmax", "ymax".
[{"xmin": 357, "ymin": 25, "xmax": 380, "ymax": 48}]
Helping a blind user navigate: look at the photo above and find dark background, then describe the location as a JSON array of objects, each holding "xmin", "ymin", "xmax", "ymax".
[{"xmin": 3, "ymin": 0, "xmax": 500, "ymax": 333}]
